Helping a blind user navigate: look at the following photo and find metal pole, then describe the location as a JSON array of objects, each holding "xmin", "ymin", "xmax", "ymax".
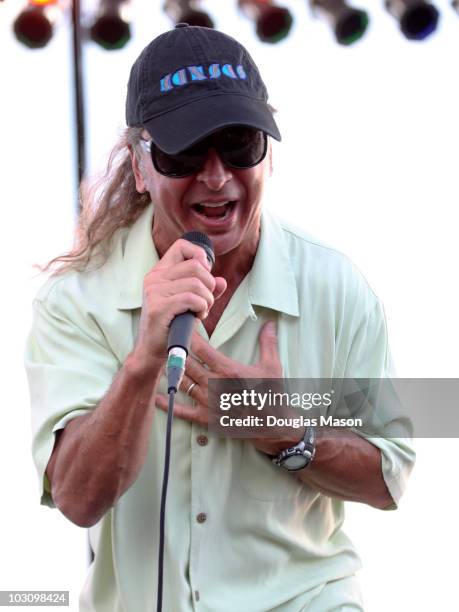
[
  {"xmin": 71, "ymin": 0, "xmax": 85, "ymax": 216},
  {"xmin": 70, "ymin": 0, "xmax": 92, "ymax": 563}
]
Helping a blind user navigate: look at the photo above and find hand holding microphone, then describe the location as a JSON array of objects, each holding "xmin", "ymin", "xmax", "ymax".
[
  {"xmin": 133, "ymin": 231, "xmax": 226, "ymax": 387},
  {"xmin": 154, "ymin": 231, "xmax": 226, "ymax": 612},
  {"xmin": 166, "ymin": 232, "xmax": 217, "ymax": 392}
]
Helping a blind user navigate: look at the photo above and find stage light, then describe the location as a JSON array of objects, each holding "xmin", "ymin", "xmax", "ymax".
[
  {"xmin": 238, "ymin": 0, "xmax": 293, "ymax": 43},
  {"xmin": 163, "ymin": 0, "xmax": 215, "ymax": 28},
  {"xmin": 309, "ymin": 0, "xmax": 369, "ymax": 45},
  {"xmin": 90, "ymin": 0, "xmax": 131, "ymax": 50},
  {"xmin": 13, "ymin": 0, "xmax": 61, "ymax": 48},
  {"xmin": 385, "ymin": 0, "xmax": 439, "ymax": 40}
]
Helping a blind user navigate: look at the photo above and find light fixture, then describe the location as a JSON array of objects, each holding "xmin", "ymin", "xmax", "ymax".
[
  {"xmin": 90, "ymin": 0, "xmax": 131, "ymax": 50},
  {"xmin": 163, "ymin": 0, "xmax": 214, "ymax": 28},
  {"xmin": 238, "ymin": 0, "xmax": 293, "ymax": 43},
  {"xmin": 385, "ymin": 0, "xmax": 439, "ymax": 40},
  {"xmin": 309, "ymin": 0, "xmax": 369, "ymax": 45},
  {"xmin": 13, "ymin": 0, "xmax": 62, "ymax": 48}
]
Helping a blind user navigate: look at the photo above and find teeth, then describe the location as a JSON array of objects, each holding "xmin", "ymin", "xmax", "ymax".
[{"xmin": 197, "ymin": 201, "xmax": 230, "ymax": 208}]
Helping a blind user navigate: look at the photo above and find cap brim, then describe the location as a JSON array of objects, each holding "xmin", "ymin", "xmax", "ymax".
[{"xmin": 143, "ymin": 93, "xmax": 281, "ymax": 154}]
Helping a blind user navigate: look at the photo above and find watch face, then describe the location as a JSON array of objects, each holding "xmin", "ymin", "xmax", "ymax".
[{"xmin": 284, "ymin": 454, "xmax": 308, "ymax": 470}]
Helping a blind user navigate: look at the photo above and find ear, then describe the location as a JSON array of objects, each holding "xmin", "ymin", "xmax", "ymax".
[{"xmin": 129, "ymin": 146, "xmax": 147, "ymax": 194}]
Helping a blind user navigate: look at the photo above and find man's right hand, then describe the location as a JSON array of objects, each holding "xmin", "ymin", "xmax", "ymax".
[
  {"xmin": 45, "ymin": 238, "xmax": 227, "ymax": 527},
  {"xmin": 133, "ymin": 238, "xmax": 227, "ymax": 364}
]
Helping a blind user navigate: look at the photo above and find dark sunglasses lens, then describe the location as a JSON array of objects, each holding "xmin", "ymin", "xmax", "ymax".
[
  {"xmin": 152, "ymin": 127, "xmax": 266, "ymax": 177},
  {"xmin": 152, "ymin": 145, "xmax": 205, "ymax": 177},
  {"xmin": 219, "ymin": 128, "xmax": 267, "ymax": 168}
]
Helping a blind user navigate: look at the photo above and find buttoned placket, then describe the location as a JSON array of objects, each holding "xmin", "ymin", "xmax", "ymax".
[
  {"xmin": 115, "ymin": 204, "xmax": 300, "ymax": 609},
  {"xmin": 188, "ymin": 319, "xmax": 211, "ymax": 611},
  {"xmin": 187, "ymin": 290, "xmax": 256, "ymax": 610}
]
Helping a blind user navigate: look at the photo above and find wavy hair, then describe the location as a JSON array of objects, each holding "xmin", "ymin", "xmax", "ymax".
[
  {"xmin": 40, "ymin": 110, "xmax": 278, "ymax": 276},
  {"xmin": 39, "ymin": 127, "xmax": 150, "ymax": 276}
]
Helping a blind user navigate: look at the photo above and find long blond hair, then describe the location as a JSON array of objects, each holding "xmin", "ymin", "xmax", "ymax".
[{"xmin": 40, "ymin": 127, "xmax": 150, "ymax": 275}]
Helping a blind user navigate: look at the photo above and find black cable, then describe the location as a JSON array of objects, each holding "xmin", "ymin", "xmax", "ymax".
[{"xmin": 157, "ymin": 390, "xmax": 176, "ymax": 612}]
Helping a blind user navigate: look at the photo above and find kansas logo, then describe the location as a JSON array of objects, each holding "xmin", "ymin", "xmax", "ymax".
[{"xmin": 160, "ymin": 63, "xmax": 248, "ymax": 92}]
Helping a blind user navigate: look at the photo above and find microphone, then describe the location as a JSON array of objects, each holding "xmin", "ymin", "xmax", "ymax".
[{"xmin": 166, "ymin": 231, "xmax": 215, "ymax": 393}]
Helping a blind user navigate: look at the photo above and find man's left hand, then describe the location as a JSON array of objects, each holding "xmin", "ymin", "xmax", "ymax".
[{"xmin": 155, "ymin": 321, "xmax": 299, "ymax": 456}]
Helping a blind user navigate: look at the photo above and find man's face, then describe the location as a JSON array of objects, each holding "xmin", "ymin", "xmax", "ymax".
[{"xmin": 132, "ymin": 128, "xmax": 272, "ymax": 260}]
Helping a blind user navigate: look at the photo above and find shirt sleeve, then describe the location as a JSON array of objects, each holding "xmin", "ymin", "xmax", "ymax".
[
  {"xmin": 342, "ymin": 299, "xmax": 415, "ymax": 510},
  {"xmin": 25, "ymin": 290, "xmax": 120, "ymax": 508}
]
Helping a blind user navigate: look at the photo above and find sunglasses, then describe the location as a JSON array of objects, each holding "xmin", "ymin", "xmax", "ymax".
[{"xmin": 140, "ymin": 127, "xmax": 268, "ymax": 178}]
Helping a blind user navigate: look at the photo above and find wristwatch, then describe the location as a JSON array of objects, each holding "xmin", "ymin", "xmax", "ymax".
[{"xmin": 272, "ymin": 426, "xmax": 316, "ymax": 471}]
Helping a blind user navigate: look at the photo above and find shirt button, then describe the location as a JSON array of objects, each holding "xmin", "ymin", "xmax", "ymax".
[
  {"xmin": 197, "ymin": 435, "xmax": 208, "ymax": 446},
  {"xmin": 196, "ymin": 512, "xmax": 207, "ymax": 524}
]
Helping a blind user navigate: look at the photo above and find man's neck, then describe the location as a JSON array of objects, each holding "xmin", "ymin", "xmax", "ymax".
[
  {"xmin": 202, "ymin": 238, "xmax": 259, "ymax": 338},
  {"xmin": 213, "ymin": 248, "xmax": 256, "ymax": 294}
]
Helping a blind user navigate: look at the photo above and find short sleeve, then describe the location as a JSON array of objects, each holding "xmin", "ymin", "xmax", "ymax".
[
  {"xmin": 343, "ymin": 299, "xmax": 415, "ymax": 509},
  {"xmin": 25, "ymin": 292, "xmax": 120, "ymax": 508}
]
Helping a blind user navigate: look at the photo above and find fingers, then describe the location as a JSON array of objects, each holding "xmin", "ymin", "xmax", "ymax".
[
  {"xmin": 161, "ymin": 277, "xmax": 215, "ymax": 318},
  {"xmin": 258, "ymin": 321, "xmax": 282, "ymax": 373},
  {"xmin": 163, "ymin": 259, "xmax": 226, "ymax": 305},
  {"xmin": 155, "ymin": 393, "xmax": 208, "ymax": 428},
  {"xmin": 190, "ymin": 321, "xmax": 282, "ymax": 381},
  {"xmin": 157, "ymin": 239, "xmax": 211, "ymax": 270},
  {"xmin": 161, "ymin": 260, "xmax": 226, "ymax": 301},
  {"xmin": 179, "ymin": 372, "xmax": 208, "ymax": 406},
  {"xmin": 214, "ymin": 276, "xmax": 227, "ymax": 300},
  {"xmin": 143, "ymin": 239, "xmax": 227, "ymax": 321},
  {"xmin": 184, "ymin": 358, "xmax": 206, "ymax": 384},
  {"xmin": 165, "ymin": 293, "xmax": 210, "ymax": 321},
  {"xmin": 191, "ymin": 333, "xmax": 236, "ymax": 375},
  {"xmin": 136, "ymin": 237, "xmax": 227, "ymax": 363},
  {"xmin": 163, "ymin": 258, "xmax": 217, "ymax": 292},
  {"xmin": 151, "ymin": 239, "xmax": 226, "ymax": 300}
]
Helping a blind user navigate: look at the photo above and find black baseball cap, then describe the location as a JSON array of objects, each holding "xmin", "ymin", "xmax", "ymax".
[{"xmin": 125, "ymin": 24, "xmax": 281, "ymax": 154}]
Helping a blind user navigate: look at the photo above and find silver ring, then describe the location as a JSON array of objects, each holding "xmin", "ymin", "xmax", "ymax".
[{"xmin": 186, "ymin": 382, "xmax": 197, "ymax": 396}]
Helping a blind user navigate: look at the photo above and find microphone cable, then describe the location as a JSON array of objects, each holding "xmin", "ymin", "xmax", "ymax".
[
  {"xmin": 156, "ymin": 231, "xmax": 215, "ymax": 612},
  {"xmin": 156, "ymin": 388, "xmax": 176, "ymax": 612},
  {"xmin": 157, "ymin": 348, "xmax": 187, "ymax": 612}
]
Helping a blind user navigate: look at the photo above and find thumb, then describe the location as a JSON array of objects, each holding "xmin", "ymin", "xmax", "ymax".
[
  {"xmin": 258, "ymin": 320, "xmax": 279, "ymax": 366},
  {"xmin": 213, "ymin": 276, "xmax": 227, "ymax": 300}
]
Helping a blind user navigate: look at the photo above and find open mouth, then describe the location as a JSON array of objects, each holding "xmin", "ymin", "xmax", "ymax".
[{"xmin": 191, "ymin": 201, "xmax": 237, "ymax": 220}]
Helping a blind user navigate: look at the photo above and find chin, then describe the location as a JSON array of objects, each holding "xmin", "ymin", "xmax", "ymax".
[{"xmin": 210, "ymin": 234, "xmax": 242, "ymax": 257}]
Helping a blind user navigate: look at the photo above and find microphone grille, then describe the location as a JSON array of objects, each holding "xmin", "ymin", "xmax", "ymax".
[{"xmin": 182, "ymin": 231, "xmax": 215, "ymax": 267}]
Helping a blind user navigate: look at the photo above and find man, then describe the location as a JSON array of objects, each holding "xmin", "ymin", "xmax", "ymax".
[{"xmin": 26, "ymin": 24, "xmax": 414, "ymax": 611}]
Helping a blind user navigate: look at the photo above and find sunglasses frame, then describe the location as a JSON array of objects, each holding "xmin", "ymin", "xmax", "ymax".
[{"xmin": 139, "ymin": 129, "xmax": 268, "ymax": 178}]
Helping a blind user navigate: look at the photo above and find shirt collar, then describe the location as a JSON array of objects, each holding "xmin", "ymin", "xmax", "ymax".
[
  {"xmin": 116, "ymin": 203, "xmax": 299, "ymax": 317},
  {"xmin": 248, "ymin": 209, "xmax": 299, "ymax": 317},
  {"xmin": 117, "ymin": 203, "xmax": 158, "ymax": 309}
]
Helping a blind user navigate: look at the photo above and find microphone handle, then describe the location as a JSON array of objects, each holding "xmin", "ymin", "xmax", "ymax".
[{"xmin": 167, "ymin": 311, "xmax": 195, "ymax": 355}]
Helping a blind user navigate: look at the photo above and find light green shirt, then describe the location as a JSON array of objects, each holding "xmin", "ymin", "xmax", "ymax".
[{"xmin": 25, "ymin": 203, "xmax": 414, "ymax": 611}]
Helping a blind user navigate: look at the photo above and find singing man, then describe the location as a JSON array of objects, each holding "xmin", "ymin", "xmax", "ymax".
[{"xmin": 26, "ymin": 24, "xmax": 414, "ymax": 611}]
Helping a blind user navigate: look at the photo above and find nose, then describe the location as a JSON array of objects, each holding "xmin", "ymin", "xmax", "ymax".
[{"xmin": 196, "ymin": 148, "xmax": 233, "ymax": 191}]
